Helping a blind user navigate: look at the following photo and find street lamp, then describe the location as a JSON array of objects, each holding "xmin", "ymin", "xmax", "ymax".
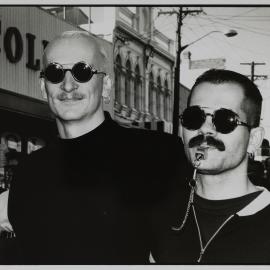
[
  {"xmin": 181, "ymin": 29, "xmax": 237, "ymax": 51},
  {"xmin": 172, "ymin": 29, "xmax": 238, "ymax": 136}
]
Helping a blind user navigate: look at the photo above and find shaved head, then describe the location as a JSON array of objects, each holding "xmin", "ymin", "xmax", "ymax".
[{"xmin": 42, "ymin": 31, "xmax": 108, "ymax": 71}]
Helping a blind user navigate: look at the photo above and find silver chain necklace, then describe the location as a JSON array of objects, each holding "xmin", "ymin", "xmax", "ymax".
[
  {"xmin": 192, "ymin": 204, "xmax": 234, "ymax": 263},
  {"xmin": 171, "ymin": 151, "xmax": 235, "ymax": 263},
  {"xmin": 171, "ymin": 152, "xmax": 203, "ymax": 231}
]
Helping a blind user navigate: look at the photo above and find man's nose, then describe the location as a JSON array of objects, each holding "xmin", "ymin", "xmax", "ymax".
[
  {"xmin": 60, "ymin": 71, "xmax": 78, "ymax": 93},
  {"xmin": 199, "ymin": 115, "xmax": 217, "ymax": 136}
]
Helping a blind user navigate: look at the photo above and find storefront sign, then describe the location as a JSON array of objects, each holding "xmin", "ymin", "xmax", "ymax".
[{"xmin": 1, "ymin": 25, "xmax": 48, "ymax": 71}]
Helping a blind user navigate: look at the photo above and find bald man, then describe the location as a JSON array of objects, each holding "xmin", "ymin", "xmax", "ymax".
[{"xmin": 7, "ymin": 31, "xmax": 187, "ymax": 264}]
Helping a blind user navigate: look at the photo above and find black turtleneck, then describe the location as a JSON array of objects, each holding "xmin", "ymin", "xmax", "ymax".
[{"xmin": 8, "ymin": 112, "xmax": 187, "ymax": 264}]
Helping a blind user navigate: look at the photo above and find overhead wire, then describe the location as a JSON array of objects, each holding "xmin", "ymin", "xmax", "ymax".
[
  {"xmin": 135, "ymin": 7, "xmax": 270, "ymax": 66},
  {"xmin": 197, "ymin": 8, "xmax": 270, "ymax": 31},
  {"xmin": 154, "ymin": 7, "xmax": 270, "ymax": 60},
  {"xmin": 204, "ymin": 7, "xmax": 259, "ymax": 20},
  {"xmin": 198, "ymin": 8, "xmax": 270, "ymax": 33},
  {"xmin": 184, "ymin": 14, "xmax": 243, "ymax": 66},
  {"xmin": 198, "ymin": 16, "xmax": 270, "ymax": 37},
  {"xmin": 181, "ymin": 8, "xmax": 270, "ymax": 66},
  {"xmin": 197, "ymin": 16, "xmax": 270, "ymax": 36},
  {"xmin": 220, "ymin": 36, "xmax": 267, "ymax": 59}
]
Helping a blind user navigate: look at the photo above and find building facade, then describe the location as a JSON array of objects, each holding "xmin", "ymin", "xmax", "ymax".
[{"xmin": 112, "ymin": 7, "xmax": 176, "ymax": 133}]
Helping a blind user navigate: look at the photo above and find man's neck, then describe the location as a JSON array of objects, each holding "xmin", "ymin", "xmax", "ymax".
[
  {"xmin": 195, "ymin": 159, "xmax": 259, "ymax": 200},
  {"xmin": 56, "ymin": 111, "xmax": 105, "ymax": 139}
]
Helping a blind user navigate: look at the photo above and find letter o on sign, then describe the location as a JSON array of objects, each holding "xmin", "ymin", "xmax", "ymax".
[{"xmin": 4, "ymin": 27, "xmax": 23, "ymax": 63}]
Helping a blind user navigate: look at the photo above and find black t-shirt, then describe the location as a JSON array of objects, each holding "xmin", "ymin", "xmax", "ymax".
[
  {"xmin": 150, "ymin": 185, "xmax": 270, "ymax": 264},
  {"xmin": 194, "ymin": 190, "xmax": 262, "ymax": 245}
]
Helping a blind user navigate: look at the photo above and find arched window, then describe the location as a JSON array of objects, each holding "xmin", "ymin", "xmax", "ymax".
[
  {"xmin": 164, "ymin": 79, "xmax": 170, "ymax": 121},
  {"xmin": 114, "ymin": 55, "xmax": 122, "ymax": 103},
  {"xmin": 125, "ymin": 60, "xmax": 132, "ymax": 107},
  {"xmin": 157, "ymin": 76, "xmax": 162, "ymax": 118},
  {"xmin": 142, "ymin": 9, "xmax": 149, "ymax": 35},
  {"xmin": 134, "ymin": 65, "xmax": 141, "ymax": 111},
  {"xmin": 149, "ymin": 72, "xmax": 154, "ymax": 114}
]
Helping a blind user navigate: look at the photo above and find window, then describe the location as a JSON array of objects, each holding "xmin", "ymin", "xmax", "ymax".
[
  {"xmin": 114, "ymin": 55, "xmax": 122, "ymax": 103},
  {"xmin": 149, "ymin": 72, "xmax": 154, "ymax": 114},
  {"xmin": 164, "ymin": 79, "xmax": 170, "ymax": 121},
  {"xmin": 134, "ymin": 65, "xmax": 141, "ymax": 111},
  {"xmin": 125, "ymin": 60, "xmax": 132, "ymax": 107},
  {"xmin": 157, "ymin": 76, "xmax": 162, "ymax": 118},
  {"xmin": 142, "ymin": 9, "xmax": 148, "ymax": 35}
]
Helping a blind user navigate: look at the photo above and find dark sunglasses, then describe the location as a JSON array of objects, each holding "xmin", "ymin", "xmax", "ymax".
[
  {"xmin": 40, "ymin": 61, "xmax": 106, "ymax": 84},
  {"xmin": 180, "ymin": 106, "xmax": 251, "ymax": 134}
]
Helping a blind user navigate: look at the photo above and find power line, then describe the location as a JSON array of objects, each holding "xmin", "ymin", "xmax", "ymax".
[
  {"xmin": 199, "ymin": 15, "xmax": 270, "ymax": 34},
  {"xmin": 240, "ymin": 62, "xmax": 268, "ymax": 82},
  {"xmin": 181, "ymin": 14, "xmax": 240, "ymax": 62},
  {"xmin": 158, "ymin": 7, "xmax": 203, "ymax": 137},
  {"xmin": 204, "ymin": 7, "xmax": 259, "ymax": 20},
  {"xmin": 193, "ymin": 15, "xmax": 228, "ymax": 58},
  {"xmin": 179, "ymin": 11, "xmax": 270, "ymax": 64},
  {"xmin": 198, "ymin": 16, "xmax": 270, "ymax": 37},
  {"xmin": 218, "ymin": 36, "xmax": 267, "ymax": 59}
]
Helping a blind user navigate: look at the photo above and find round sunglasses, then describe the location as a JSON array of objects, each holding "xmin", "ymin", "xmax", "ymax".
[
  {"xmin": 40, "ymin": 61, "xmax": 106, "ymax": 84},
  {"xmin": 180, "ymin": 106, "xmax": 251, "ymax": 134}
]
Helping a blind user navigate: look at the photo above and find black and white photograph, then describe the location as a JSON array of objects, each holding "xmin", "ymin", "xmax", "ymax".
[{"xmin": 0, "ymin": 2, "xmax": 270, "ymax": 267}]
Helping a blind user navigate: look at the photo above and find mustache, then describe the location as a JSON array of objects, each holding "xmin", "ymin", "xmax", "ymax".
[
  {"xmin": 188, "ymin": 134, "xmax": 225, "ymax": 151},
  {"xmin": 57, "ymin": 92, "xmax": 85, "ymax": 101}
]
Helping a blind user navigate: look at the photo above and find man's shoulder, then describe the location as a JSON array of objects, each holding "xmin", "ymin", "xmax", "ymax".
[{"xmin": 115, "ymin": 122, "xmax": 182, "ymax": 145}]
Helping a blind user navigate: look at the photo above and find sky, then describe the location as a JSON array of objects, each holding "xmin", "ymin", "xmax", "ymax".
[{"xmin": 154, "ymin": 6, "xmax": 270, "ymax": 142}]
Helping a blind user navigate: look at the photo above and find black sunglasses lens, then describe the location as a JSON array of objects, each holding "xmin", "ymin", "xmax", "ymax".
[
  {"xmin": 44, "ymin": 64, "xmax": 64, "ymax": 84},
  {"xmin": 181, "ymin": 106, "xmax": 205, "ymax": 130},
  {"xmin": 72, "ymin": 62, "xmax": 93, "ymax": 82},
  {"xmin": 214, "ymin": 109, "xmax": 237, "ymax": 134}
]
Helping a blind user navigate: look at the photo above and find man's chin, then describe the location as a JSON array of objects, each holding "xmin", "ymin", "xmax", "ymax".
[
  {"xmin": 57, "ymin": 112, "xmax": 84, "ymax": 122},
  {"xmin": 197, "ymin": 167, "xmax": 222, "ymax": 175}
]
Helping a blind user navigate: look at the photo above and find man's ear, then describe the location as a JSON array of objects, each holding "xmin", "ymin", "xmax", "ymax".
[
  {"xmin": 102, "ymin": 75, "xmax": 112, "ymax": 104},
  {"xmin": 247, "ymin": 127, "xmax": 265, "ymax": 155},
  {"xmin": 40, "ymin": 78, "xmax": 48, "ymax": 100}
]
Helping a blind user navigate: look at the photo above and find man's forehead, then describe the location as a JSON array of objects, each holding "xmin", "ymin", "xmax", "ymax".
[
  {"xmin": 51, "ymin": 35, "xmax": 97, "ymax": 48},
  {"xmin": 44, "ymin": 37, "xmax": 101, "ymax": 66},
  {"xmin": 190, "ymin": 82, "xmax": 245, "ymax": 103}
]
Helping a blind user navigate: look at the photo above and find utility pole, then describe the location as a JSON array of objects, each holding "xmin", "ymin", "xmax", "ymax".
[
  {"xmin": 240, "ymin": 61, "xmax": 268, "ymax": 82},
  {"xmin": 158, "ymin": 7, "xmax": 202, "ymax": 136}
]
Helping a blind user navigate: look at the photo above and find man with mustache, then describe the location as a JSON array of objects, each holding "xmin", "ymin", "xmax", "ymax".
[
  {"xmin": 3, "ymin": 30, "xmax": 187, "ymax": 264},
  {"xmin": 151, "ymin": 69, "xmax": 270, "ymax": 264}
]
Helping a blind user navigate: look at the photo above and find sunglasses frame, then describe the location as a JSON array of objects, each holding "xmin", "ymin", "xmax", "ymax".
[
  {"xmin": 180, "ymin": 105, "xmax": 252, "ymax": 134},
  {"xmin": 40, "ymin": 61, "xmax": 106, "ymax": 84}
]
